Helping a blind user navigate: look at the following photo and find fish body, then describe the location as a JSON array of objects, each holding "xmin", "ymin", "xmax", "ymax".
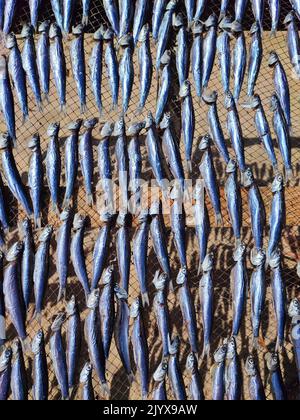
[
  {"xmin": 116, "ymin": 223, "xmax": 131, "ymax": 294},
  {"xmin": 235, "ymin": 0, "xmax": 248, "ymax": 22},
  {"xmin": 191, "ymin": 21, "xmax": 203, "ymax": 98},
  {"xmin": 119, "ymin": 35, "xmax": 134, "ymax": 115},
  {"xmin": 171, "ymin": 198, "xmax": 187, "ymax": 269},
  {"xmin": 89, "ymin": 28, "xmax": 103, "ymax": 116},
  {"xmin": 250, "ymin": 249, "xmax": 266, "ymax": 348},
  {"xmin": 156, "ymin": 0, "xmax": 177, "ymax": 72},
  {"xmin": 80, "ymin": 363, "xmax": 94, "ymax": 400},
  {"xmin": 114, "ymin": 118, "xmax": 129, "ymax": 213},
  {"xmin": 3, "ymin": 0, "xmax": 16, "ymax": 34},
  {"xmin": 267, "ymin": 175, "xmax": 285, "ymax": 261},
  {"xmin": 103, "ymin": 0, "xmax": 119, "ymax": 36},
  {"xmin": 251, "ymin": 0, "xmax": 264, "ymax": 29},
  {"xmin": 32, "ymin": 330, "xmax": 48, "ymax": 400},
  {"xmin": 11, "ymin": 338, "xmax": 27, "ymax": 400},
  {"xmin": 51, "ymin": 0, "xmax": 64, "ymax": 31},
  {"xmin": 194, "ymin": 183, "xmax": 210, "ymax": 271},
  {"xmin": 202, "ymin": 14, "xmax": 217, "ymax": 90},
  {"xmin": 152, "ymin": 0, "xmax": 167, "ymax": 41},
  {"xmin": 269, "ymin": 0, "xmax": 280, "ymax": 37},
  {"xmin": 185, "ymin": 0, "xmax": 195, "ymax": 27},
  {"xmin": 155, "ymin": 50, "xmax": 171, "ymax": 125},
  {"xmin": 245, "ymin": 356, "xmax": 266, "ymax": 400},
  {"xmin": 212, "ymin": 344, "xmax": 227, "ymax": 400},
  {"xmin": 266, "ymin": 352, "xmax": 287, "ymax": 400},
  {"xmin": 70, "ymin": 25, "xmax": 86, "ymax": 114},
  {"xmin": 175, "ymin": 14, "xmax": 188, "ymax": 88},
  {"xmin": 186, "ymin": 353, "xmax": 204, "ymax": 400},
  {"xmin": 225, "ymin": 337, "xmax": 242, "ymax": 400},
  {"xmin": 150, "ymin": 204, "xmax": 171, "ymax": 279},
  {"xmin": 270, "ymin": 252, "xmax": 286, "ymax": 351},
  {"xmin": 49, "ymin": 24, "xmax": 67, "ymax": 111},
  {"xmin": 66, "ymin": 296, "xmax": 81, "ymax": 392},
  {"xmin": 37, "ymin": 21, "xmax": 50, "ymax": 102},
  {"xmin": 28, "ymin": 134, "xmax": 43, "ymax": 229},
  {"xmin": 128, "ymin": 122, "xmax": 145, "ymax": 211},
  {"xmin": 79, "ymin": 118, "xmax": 97, "ymax": 206},
  {"xmin": 138, "ymin": 24, "xmax": 152, "ymax": 112},
  {"xmin": 168, "ymin": 337, "xmax": 187, "ymax": 400},
  {"xmin": 20, "ymin": 219, "xmax": 34, "ymax": 313},
  {"xmin": 82, "ymin": 0, "xmax": 91, "ymax": 25},
  {"xmin": 99, "ymin": 267, "xmax": 115, "ymax": 360},
  {"xmin": 91, "ymin": 217, "xmax": 112, "ymax": 290},
  {"xmin": 217, "ymin": 22, "xmax": 231, "ymax": 94},
  {"xmin": 152, "ymin": 361, "xmax": 168, "ymax": 400},
  {"xmin": 247, "ymin": 23, "xmax": 262, "ymax": 97},
  {"xmin": 289, "ymin": 299, "xmax": 300, "ymax": 385},
  {"xmin": 290, "ymin": 0, "xmax": 300, "ymax": 19},
  {"xmin": 56, "ymin": 209, "xmax": 73, "ymax": 302},
  {"xmin": 104, "ymin": 30, "xmax": 119, "ymax": 110},
  {"xmin": 133, "ymin": 216, "xmax": 149, "ymax": 307},
  {"xmin": 225, "ymin": 160, "xmax": 242, "ymax": 244},
  {"xmin": 133, "ymin": 0, "xmax": 148, "ymax": 45},
  {"xmin": 0, "ymin": 252, "xmax": 5, "ymax": 347},
  {"xmin": 0, "ymin": 348, "xmax": 12, "ymax": 400},
  {"xmin": 63, "ymin": 0, "xmax": 76, "ymax": 34},
  {"xmin": 0, "ymin": 55, "xmax": 16, "ymax": 142},
  {"xmin": 180, "ymin": 81, "xmax": 195, "ymax": 173},
  {"xmin": 220, "ymin": 0, "xmax": 229, "ymax": 20},
  {"xmin": 231, "ymin": 244, "xmax": 248, "ymax": 338},
  {"xmin": 231, "ymin": 26, "xmax": 246, "ymax": 102},
  {"xmin": 284, "ymin": 12, "xmax": 300, "ymax": 79},
  {"xmin": 46, "ymin": 122, "xmax": 61, "ymax": 213},
  {"xmin": 98, "ymin": 123, "xmax": 114, "ymax": 211},
  {"xmin": 119, "ymin": 0, "xmax": 133, "ymax": 37},
  {"xmin": 153, "ymin": 272, "xmax": 171, "ymax": 357},
  {"xmin": 199, "ymin": 254, "xmax": 214, "ymax": 358},
  {"xmin": 194, "ymin": 0, "xmax": 206, "ymax": 21}
]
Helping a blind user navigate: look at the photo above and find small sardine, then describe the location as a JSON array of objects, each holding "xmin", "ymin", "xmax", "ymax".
[
  {"xmin": 133, "ymin": 213, "xmax": 150, "ymax": 307},
  {"xmin": 28, "ymin": 134, "xmax": 43, "ymax": 229},
  {"xmin": 230, "ymin": 243, "xmax": 247, "ymax": 338},
  {"xmin": 49, "ymin": 24, "xmax": 67, "ymax": 112},
  {"xmin": 11, "ymin": 338, "xmax": 27, "ymax": 400},
  {"xmin": 37, "ymin": 21, "xmax": 51, "ymax": 103},
  {"xmin": 265, "ymin": 352, "xmax": 287, "ymax": 400},
  {"xmin": 225, "ymin": 160, "xmax": 242, "ymax": 245},
  {"xmin": 99, "ymin": 266, "xmax": 115, "ymax": 360},
  {"xmin": 89, "ymin": 27, "xmax": 104, "ymax": 116},
  {"xmin": 250, "ymin": 249, "xmax": 266, "ymax": 350},
  {"xmin": 46, "ymin": 122, "xmax": 61, "ymax": 214},
  {"xmin": 212, "ymin": 343, "xmax": 227, "ymax": 400},
  {"xmin": 19, "ymin": 218, "xmax": 34, "ymax": 313},
  {"xmin": 70, "ymin": 25, "xmax": 87, "ymax": 114},
  {"xmin": 0, "ymin": 55, "xmax": 16, "ymax": 142},
  {"xmin": 153, "ymin": 272, "xmax": 172, "ymax": 357},
  {"xmin": 168, "ymin": 336, "xmax": 187, "ymax": 400},
  {"xmin": 80, "ymin": 363, "xmax": 94, "ymax": 400},
  {"xmin": 199, "ymin": 253, "xmax": 214, "ymax": 359},
  {"xmin": 245, "ymin": 355, "xmax": 266, "ymax": 400},
  {"xmin": 104, "ymin": 28, "xmax": 119, "ymax": 110},
  {"xmin": 66, "ymin": 295, "xmax": 81, "ymax": 394},
  {"xmin": 32, "ymin": 330, "xmax": 48, "ymax": 400},
  {"xmin": 186, "ymin": 353, "xmax": 204, "ymax": 400}
]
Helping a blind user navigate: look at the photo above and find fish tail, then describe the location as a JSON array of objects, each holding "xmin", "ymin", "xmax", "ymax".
[
  {"xmin": 21, "ymin": 337, "xmax": 31, "ymax": 355},
  {"xmin": 57, "ymin": 287, "xmax": 66, "ymax": 304},
  {"xmin": 100, "ymin": 382, "xmax": 110, "ymax": 398},
  {"xmin": 270, "ymin": 29, "xmax": 277, "ymax": 39},
  {"xmin": 37, "ymin": 100, "xmax": 43, "ymax": 113},
  {"xmin": 186, "ymin": 159, "xmax": 192, "ymax": 174},
  {"xmin": 169, "ymin": 279, "xmax": 174, "ymax": 293},
  {"xmin": 44, "ymin": 93, "xmax": 50, "ymax": 104},
  {"xmin": 62, "ymin": 197, "xmax": 71, "ymax": 211},
  {"xmin": 35, "ymin": 215, "xmax": 42, "ymax": 230},
  {"xmin": 61, "ymin": 103, "xmax": 67, "ymax": 116},
  {"xmin": 86, "ymin": 193, "xmax": 94, "ymax": 207},
  {"xmin": 80, "ymin": 103, "xmax": 87, "ymax": 115},
  {"xmin": 201, "ymin": 344, "xmax": 210, "ymax": 360},
  {"xmin": 275, "ymin": 336, "xmax": 284, "ymax": 352},
  {"xmin": 82, "ymin": 15, "xmax": 89, "ymax": 27},
  {"xmin": 52, "ymin": 202, "xmax": 60, "ymax": 216},
  {"xmin": 22, "ymin": 113, "xmax": 29, "ymax": 125},
  {"xmin": 235, "ymin": 237, "xmax": 242, "ymax": 248},
  {"xmin": 141, "ymin": 292, "xmax": 150, "ymax": 307},
  {"xmin": 128, "ymin": 372, "xmax": 135, "ymax": 385},
  {"xmin": 135, "ymin": 104, "xmax": 143, "ymax": 116},
  {"xmin": 252, "ymin": 336, "xmax": 259, "ymax": 351},
  {"xmin": 285, "ymin": 168, "xmax": 294, "ymax": 184},
  {"xmin": 215, "ymin": 213, "xmax": 223, "ymax": 227}
]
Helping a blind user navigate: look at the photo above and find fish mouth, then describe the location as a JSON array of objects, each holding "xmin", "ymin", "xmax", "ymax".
[
  {"xmin": 283, "ymin": 11, "xmax": 295, "ymax": 25},
  {"xmin": 268, "ymin": 51, "xmax": 278, "ymax": 67},
  {"xmin": 243, "ymin": 168, "xmax": 254, "ymax": 188},
  {"xmin": 113, "ymin": 118, "xmax": 125, "ymax": 137},
  {"xmin": 68, "ymin": 119, "xmax": 83, "ymax": 131},
  {"xmin": 84, "ymin": 118, "xmax": 98, "ymax": 130},
  {"xmin": 271, "ymin": 174, "xmax": 284, "ymax": 193},
  {"xmin": 100, "ymin": 122, "xmax": 114, "ymax": 139},
  {"xmin": 38, "ymin": 20, "xmax": 50, "ymax": 33},
  {"xmin": 230, "ymin": 20, "xmax": 243, "ymax": 33},
  {"xmin": 144, "ymin": 112, "xmax": 154, "ymax": 129},
  {"xmin": 202, "ymin": 89, "xmax": 218, "ymax": 104},
  {"xmin": 160, "ymin": 113, "xmax": 171, "ymax": 130},
  {"xmin": 250, "ymin": 21, "xmax": 260, "ymax": 34},
  {"xmin": 118, "ymin": 34, "xmax": 133, "ymax": 47},
  {"xmin": 103, "ymin": 27, "xmax": 114, "ymax": 41},
  {"xmin": 226, "ymin": 159, "xmax": 237, "ymax": 174},
  {"xmin": 0, "ymin": 132, "xmax": 11, "ymax": 150},
  {"xmin": 224, "ymin": 92, "xmax": 235, "ymax": 110},
  {"xmin": 250, "ymin": 248, "xmax": 266, "ymax": 267},
  {"xmin": 173, "ymin": 13, "xmax": 184, "ymax": 29},
  {"xmin": 166, "ymin": 0, "xmax": 178, "ymax": 11},
  {"xmin": 218, "ymin": 16, "xmax": 233, "ymax": 31},
  {"xmin": 72, "ymin": 24, "xmax": 84, "ymax": 36},
  {"xmin": 47, "ymin": 122, "xmax": 60, "ymax": 137},
  {"xmin": 127, "ymin": 122, "xmax": 145, "ymax": 137},
  {"xmin": 179, "ymin": 80, "xmax": 191, "ymax": 98},
  {"xmin": 153, "ymin": 361, "xmax": 168, "ymax": 382},
  {"xmin": 138, "ymin": 24, "xmax": 150, "ymax": 43},
  {"xmin": 199, "ymin": 134, "xmax": 211, "ymax": 151},
  {"xmin": 49, "ymin": 23, "xmax": 61, "ymax": 39},
  {"xmin": 20, "ymin": 24, "xmax": 33, "ymax": 39},
  {"xmin": 270, "ymin": 94, "xmax": 278, "ymax": 112},
  {"xmin": 204, "ymin": 13, "xmax": 218, "ymax": 29},
  {"xmin": 6, "ymin": 241, "xmax": 23, "ymax": 262},
  {"xmin": 28, "ymin": 133, "xmax": 40, "ymax": 150},
  {"xmin": 192, "ymin": 20, "xmax": 204, "ymax": 34},
  {"xmin": 73, "ymin": 213, "xmax": 86, "ymax": 230},
  {"xmin": 94, "ymin": 26, "xmax": 104, "ymax": 40},
  {"xmin": 241, "ymin": 95, "xmax": 261, "ymax": 110},
  {"xmin": 160, "ymin": 50, "xmax": 171, "ymax": 65}
]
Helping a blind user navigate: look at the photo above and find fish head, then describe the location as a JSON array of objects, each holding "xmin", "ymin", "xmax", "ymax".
[
  {"xmin": 49, "ymin": 23, "xmax": 61, "ymax": 39},
  {"xmin": 103, "ymin": 27, "xmax": 114, "ymax": 41},
  {"xmin": 130, "ymin": 298, "xmax": 141, "ymax": 319},
  {"xmin": 233, "ymin": 242, "xmax": 246, "ymax": 262},
  {"xmin": 47, "ymin": 122, "xmax": 60, "ymax": 138},
  {"xmin": 150, "ymin": 200, "xmax": 161, "ymax": 216},
  {"xmin": 224, "ymin": 91, "xmax": 235, "ymax": 110},
  {"xmin": 214, "ymin": 343, "xmax": 227, "ymax": 363},
  {"xmin": 117, "ymin": 212, "xmax": 128, "ymax": 227},
  {"xmin": 153, "ymin": 360, "xmax": 168, "ymax": 382},
  {"xmin": 176, "ymin": 266, "xmax": 188, "ymax": 285},
  {"xmin": 137, "ymin": 210, "xmax": 149, "ymax": 224},
  {"xmin": 288, "ymin": 298, "xmax": 300, "ymax": 318},
  {"xmin": 102, "ymin": 265, "xmax": 114, "ymax": 285},
  {"xmin": 100, "ymin": 121, "xmax": 114, "ymax": 139},
  {"xmin": 226, "ymin": 336, "xmax": 237, "ymax": 360},
  {"xmin": 72, "ymin": 24, "xmax": 84, "ymax": 36},
  {"xmin": 242, "ymin": 94, "xmax": 261, "ymax": 110},
  {"xmin": 113, "ymin": 117, "xmax": 125, "ymax": 137},
  {"xmin": 169, "ymin": 336, "xmax": 180, "ymax": 355},
  {"xmin": 265, "ymin": 352, "xmax": 279, "ymax": 372},
  {"xmin": 186, "ymin": 352, "xmax": 197, "ymax": 373},
  {"xmin": 269, "ymin": 249, "xmax": 281, "ymax": 269},
  {"xmin": 226, "ymin": 159, "xmax": 237, "ymax": 174},
  {"xmin": 144, "ymin": 112, "xmax": 155, "ymax": 129},
  {"xmin": 230, "ymin": 20, "xmax": 243, "ymax": 34},
  {"xmin": 283, "ymin": 11, "xmax": 295, "ymax": 26},
  {"xmin": 202, "ymin": 252, "xmax": 214, "ymax": 272},
  {"xmin": 0, "ymin": 348, "xmax": 12, "ymax": 372},
  {"xmin": 173, "ymin": 12, "xmax": 184, "ymax": 29},
  {"xmin": 51, "ymin": 312, "xmax": 66, "ymax": 332},
  {"xmin": 73, "ymin": 213, "xmax": 86, "ymax": 230},
  {"xmin": 243, "ymin": 167, "xmax": 255, "ymax": 188},
  {"xmin": 87, "ymin": 289, "xmax": 100, "ymax": 309},
  {"xmin": 84, "ymin": 118, "xmax": 98, "ymax": 130},
  {"xmin": 6, "ymin": 241, "xmax": 23, "ymax": 262},
  {"xmin": 68, "ymin": 119, "xmax": 83, "ymax": 132},
  {"xmin": 12, "ymin": 337, "xmax": 22, "ymax": 356},
  {"xmin": 80, "ymin": 362, "xmax": 93, "ymax": 384},
  {"xmin": 271, "ymin": 173, "xmax": 284, "ymax": 193},
  {"xmin": 127, "ymin": 121, "xmax": 146, "ymax": 137},
  {"xmin": 250, "ymin": 21, "xmax": 260, "ymax": 35},
  {"xmin": 204, "ymin": 13, "xmax": 218, "ymax": 29},
  {"xmin": 219, "ymin": 15, "xmax": 233, "ymax": 31},
  {"xmin": 202, "ymin": 89, "xmax": 218, "ymax": 105},
  {"xmin": 31, "ymin": 329, "xmax": 44, "ymax": 355},
  {"xmin": 160, "ymin": 49, "xmax": 171, "ymax": 66},
  {"xmin": 38, "ymin": 20, "xmax": 50, "ymax": 34},
  {"xmin": 66, "ymin": 295, "xmax": 77, "ymax": 317},
  {"xmin": 179, "ymin": 80, "xmax": 191, "ymax": 99},
  {"xmin": 270, "ymin": 93, "xmax": 281, "ymax": 112},
  {"xmin": 0, "ymin": 132, "xmax": 11, "ymax": 150},
  {"xmin": 20, "ymin": 23, "xmax": 34, "ymax": 39},
  {"xmin": 250, "ymin": 248, "xmax": 266, "ymax": 267},
  {"xmin": 19, "ymin": 218, "xmax": 32, "ymax": 239},
  {"xmin": 153, "ymin": 271, "xmax": 168, "ymax": 291},
  {"xmin": 118, "ymin": 34, "xmax": 133, "ymax": 48},
  {"xmin": 193, "ymin": 180, "xmax": 205, "ymax": 200},
  {"xmin": 5, "ymin": 33, "xmax": 17, "ymax": 49},
  {"xmin": 245, "ymin": 355, "xmax": 257, "ymax": 376},
  {"xmin": 160, "ymin": 113, "xmax": 172, "ymax": 130},
  {"xmin": 28, "ymin": 133, "xmax": 40, "ymax": 150},
  {"xmin": 60, "ymin": 206, "xmax": 73, "ymax": 222},
  {"xmin": 268, "ymin": 51, "xmax": 279, "ymax": 67},
  {"xmin": 94, "ymin": 25, "xmax": 104, "ymax": 41},
  {"xmin": 192, "ymin": 20, "xmax": 204, "ymax": 35},
  {"xmin": 114, "ymin": 285, "xmax": 128, "ymax": 301},
  {"xmin": 199, "ymin": 134, "xmax": 211, "ymax": 151},
  {"xmin": 138, "ymin": 24, "xmax": 150, "ymax": 43},
  {"xmin": 166, "ymin": 0, "xmax": 178, "ymax": 11},
  {"xmin": 38, "ymin": 225, "xmax": 53, "ymax": 243},
  {"xmin": 100, "ymin": 212, "xmax": 114, "ymax": 223}
]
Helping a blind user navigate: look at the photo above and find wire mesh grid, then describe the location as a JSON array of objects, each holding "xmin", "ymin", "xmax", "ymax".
[{"xmin": 0, "ymin": 0, "xmax": 299, "ymax": 400}]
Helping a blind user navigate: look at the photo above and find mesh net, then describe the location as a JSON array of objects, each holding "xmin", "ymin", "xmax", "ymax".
[{"xmin": 1, "ymin": 0, "xmax": 299, "ymax": 401}]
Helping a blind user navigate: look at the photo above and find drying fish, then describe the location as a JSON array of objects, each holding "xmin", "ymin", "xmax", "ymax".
[
  {"xmin": 270, "ymin": 250, "xmax": 287, "ymax": 351},
  {"xmin": 212, "ymin": 343, "xmax": 227, "ymax": 400},
  {"xmin": 33, "ymin": 226, "xmax": 53, "ymax": 322},
  {"xmin": 153, "ymin": 272, "xmax": 172, "ymax": 357},
  {"xmin": 46, "ymin": 123, "xmax": 61, "ymax": 214},
  {"xmin": 152, "ymin": 0, "xmax": 167, "ymax": 41},
  {"xmin": 119, "ymin": 34, "xmax": 134, "ymax": 115},
  {"xmin": 0, "ymin": 55, "xmax": 16, "ymax": 143},
  {"xmin": 225, "ymin": 92, "xmax": 247, "ymax": 176},
  {"xmin": 199, "ymin": 253, "xmax": 214, "ymax": 359},
  {"xmin": 3, "ymin": 242, "xmax": 27, "ymax": 346},
  {"xmin": 80, "ymin": 363, "xmax": 94, "ymax": 400},
  {"xmin": 156, "ymin": 0, "xmax": 177, "ymax": 73},
  {"xmin": 91, "ymin": 213, "xmax": 113, "ymax": 290},
  {"xmin": 114, "ymin": 286, "xmax": 134, "ymax": 383},
  {"xmin": 6, "ymin": 34, "xmax": 29, "ymax": 124},
  {"xmin": 70, "ymin": 214, "xmax": 90, "ymax": 301},
  {"xmin": 168, "ymin": 336, "xmax": 187, "ymax": 400},
  {"xmin": 28, "ymin": 134, "xmax": 43, "ymax": 229},
  {"xmin": 63, "ymin": 0, "xmax": 76, "ymax": 35},
  {"xmin": 231, "ymin": 243, "xmax": 247, "ymax": 338},
  {"xmin": 225, "ymin": 336, "xmax": 242, "ymax": 400},
  {"xmin": 155, "ymin": 50, "xmax": 172, "ymax": 125},
  {"xmin": 21, "ymin": 24, "xmax": 43, "ymax": 111},
  {"xmin": 150, "ymin": 201, "xmax": 172, "ymax": 280},
  {"xmin": 133, "ymin": 0, "xmax": 148, "ymax": 45},
  {"xmin": 203, "ymin": 91, "xmax": 230, "ymax": 164},
  {"xmin": 217, "ymin": 16, "xmax": 232, "ymax": 94},
  {"xmin": 231, "ymin": 21, "xmax": 246, "ymax": 102},
  {"xmin": 269, "ymin": 0, "xmax": 280, "ymax": 37},
  {"xmin": 284, "ymin": 11, "xmax": 300, "ymax": 79},
  {"xmin": 0, "ymin": 134, "xmax": 32, "ymax": 216},
  {"xmin": 66, "ymin": 296, "xmax": 81, "ymax": 393},
  {"xmin": 152, "ymin": 361, "xmax": 168, "ymax": 400},
  {"xmin": 177, "ymin": 268, "xmax": 199, "ymax": 354},
  {"xmin": 50, "ymin": 313, "xmax": 69, "ymax": 400},
  {"xmin": 250, "ymin": 249, "xmax": 266, "ymax": 349},
  {"xmin": 137, "ymin": 24, "xmax": 152, "ymax": 113},
  {"xmin": 202, "ymin": 14, "xmax": 218, "ymax": 91},
  {"xmin": 20, "ymin": 218, "xmax": 34, "ymax": 313},
  {"xmin": 119, "ymin": 0, "xmax": 133, "ymax": 38},
  {"xmin": 104, "ymin": 28, "xmax": 119, "ymax": 110},
  {"xmin": 114, "ymin": 118, "xmax": 129, "ymax": 213},
  {"xmin": 219, "ymin": 0, "xmax": 229, "ymax": 21},
  {"xmin": 186, "ymin": 353, "xmax": 204, "ymax": 400},
  {"xmin": 251, "ymin": 0, "xmax": 264, "ymax": 30},
  {"xmin": 49, "ymin": 23, "xmax": 67, "ymax": 112},
  {"xmin": 0, "ymin": 1, "xmax": 4, "ymax": 31},
  {"xmin": 32, "ymin": 330, "xmax": 48, "ymax": 400},
  {"xmin": 70, "ymin": 25, "xmax": 86, "ymax": 114},
  {"xmin": 128, "ymin": 122, "xmax": 145, "ymax": 211},
  {"xmin": 37, "ymin": 21, "xmax": 50, "ymax": 103},
  {"xmin": 0, "ymin": 348, "xmax": 12, "ymax": 400},
  {"xmin": 191, "ymin": 20, "xmax": 204, "ymax": 98},
  {"xmin": 268, "ymin": 51, "xmax": 292, "ymax": 135},
  {"xmin": 56, "ymin": 209, "xmax": 73, "ymax": 303},
  {"xmin": 266, "ymin": 352, "xmax": 287, "ymax": 400},
  {"xmin": 51, "ymin": 0, "xmax": 63, "ymax": 32},
  {"xmin": 131, "ymin": 298, "xmax": 149, "ymax": 400},
  {"xmin": 3, "ymin": 0, "xmax": 16, "ymax": 34},
  {"xmin": 270, "ymin": 94, "xmax": 293, "ymax": 182},
  {"xmin": 184, "ymin": 0, "xmax": 195, "ymax": 27},
  {"xmin": 133, "ymin": 213, "xmax": 150, "ymax": 306},
  {"xmin": 290, "ymin": 0, "xmax": 300, "ymax": 19},
  {"xmin": 63, "ymin": 119, "xmax": 82, "ymax": 209},
  {"xmin": 145, "ymin": 112, "xmax": 168, "ymax": 195},
  {"xmin": 243, "ymin": 94, "xmax": 278, "ymax": 170},
  {"xmin": 245, "ymin": 355, "xmax": 266, "ymax": 400},
  {"xmin": 194, "ymin": 0, "xmax": 207, "ymax": 21},
  {"xmin": 79, "ymin": 118, "xmax": 98, "ymax": 206},
  {"xmin": 244, "ymin": 168, "xmax": 266, "ymax": 250},
  {"xmin": 171, "ymin": 186, "xmax": 187, "ymax": 269},
  {"xmin": 199, "ymin": 135, "xmax": 222, "ymax": 225},
  {"xmin": 174, "ymin": 13, "xmax": 188, "ymax": 89},
  {"xmin": 288, "ymin": 298, "xmax": 300, "ymax": 385},
  {"xmin": 11, "ymin": 338, "xmax": 27, "ymax": 400},
  {"xmin": 98, "ymin": 123, "xmax": 114, "ymax": 212},
  {"xmin": 234, "ymin": 0, "xmax": 248, "ymax": 23},
  {"xmin": 247, "ymin": 22, "xmax": 262, "ymax": 97},
  {"xmin": 0, "ymin": 252, "xmax": 5, "ymax": 348},
  {"xmin": 89, "ymin": 27, "xmax": 103, "ymax": 116},
  {"xmin": 103, "ymin": 0, "xmax": 119, "ymax": 36},
  {"xmin": 99, "ymin": 266, "xmax": 115, "ymax": 360},
  {"xmin": 85, "ymin": 290, "xmax": 109, "ymax": 396},
  {"xmin": 82, "ymin": 0, "xmax": 91, "ymax": 26},
  {"xmin": 225, "ymin": 160, "xmax": 242, "ymax": 245},
  {"xmin": 194, "ymin": 182, "xmax": 210, "ymax": 273},
  {"xmin": 180, "ymin": 80, "xmax": 195, "ymax": 173},
  {"xmin": 267, "ymin": 175, "xmax": 285, "ymax": 261},
  {"xmin": 0, "ymin": 175, "xmax": 8, "ymax": 235}
]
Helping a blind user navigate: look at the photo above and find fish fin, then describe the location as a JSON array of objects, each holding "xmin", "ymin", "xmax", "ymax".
[
  {"xmin": 80, "ymin": 103, "xmax": 87, "ymax": 114},
  {"xmin": 32, "ymin": 310, "xmax": 42, "ymax": 326},
  {"xmin": 215, "ymin": 213, "xmax": 223, "ymax": 227},
  {"xmin": 142, "ymin": 292, "xmax": 150, "ymax": 307},
  {"xmin": 100, "ymin": 382, "xmax": 110, "ymax": 398},
  {"xmin": 82, "ymin": 16, "xmax": 89, "ymax": 26},
  {"xmin": 21, "ymin": 337, "xmax": 31, "ymax": 355},
  {"xmin": 201, "ymin": 344, "xmax": 210, "ymax": 360},
  {"xmin": 37, "ymin": 101, "xmax": 43, "ymax": 113},
  {"xmin": 128, "ymin": 372, "xmax": 135, "ymax": 385},
  {"xmin": 57, "ymin": 287, "xmax": 66, "ymax": 304},
  {"xmin": 60, "ymin": 103, "xmax": 67, "ymax": 116}
]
